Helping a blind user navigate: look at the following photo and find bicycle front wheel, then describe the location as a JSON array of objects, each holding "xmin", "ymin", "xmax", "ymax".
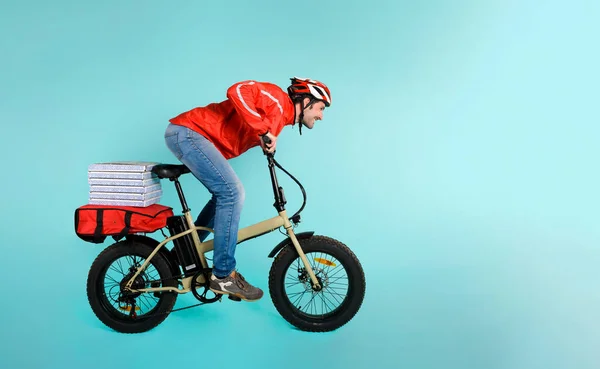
[{"xmin": 268, "ymin": 235, "xmax": 366, "ymax": 332}]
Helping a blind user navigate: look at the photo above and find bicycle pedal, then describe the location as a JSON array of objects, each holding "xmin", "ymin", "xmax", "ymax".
[{"xmin": 228, "ymin": 295, "xmax": 242, "ymax": 302}]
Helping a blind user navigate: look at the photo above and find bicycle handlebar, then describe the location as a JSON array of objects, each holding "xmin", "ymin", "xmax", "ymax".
[{"xmin": 262, "ymin": 134, "xmax": 275, "ymax": 158}]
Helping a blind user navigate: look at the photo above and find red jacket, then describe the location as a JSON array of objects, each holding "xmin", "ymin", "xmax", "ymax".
[{"xmin": 169, "ymin": 80, "xmax": 296, "ymax": 159}]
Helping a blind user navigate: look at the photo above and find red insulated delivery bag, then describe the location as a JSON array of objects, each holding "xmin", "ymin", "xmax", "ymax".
[{"xmin": 74, "ymin": 204, "xmax": 174, "ymax": 243}]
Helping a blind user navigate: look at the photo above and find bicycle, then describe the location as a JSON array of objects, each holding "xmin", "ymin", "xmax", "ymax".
[{"xmin": 84, "ymin": 137, "xmax": 366, "ymax": 333}]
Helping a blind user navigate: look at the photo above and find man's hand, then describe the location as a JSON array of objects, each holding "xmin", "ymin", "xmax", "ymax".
[{"xmin": 260, "ymin": 132, "xmax": 277, "ymax": 154}]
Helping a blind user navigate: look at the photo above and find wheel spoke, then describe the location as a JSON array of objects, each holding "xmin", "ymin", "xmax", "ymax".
[
  {"xmin": 290, "ymin": 290, "xmax": 307, "ymax": 307},
  {"xmin": 115, "ymin": 258, "xmax": 125, "ymax": 275},
  {"xmin": 137, "ymin": 294, "xmax": 156, "ymax": 312},
  {"xmin": 324, "ymin": 289, "xmax": 345, "ymax": 305},
  {"xmin": 317, "ymin": 292, "xmax": 335, "ymax": 313},
  {"xmin": 327, "ymin": 266, "xmax": 346, "ymax": 279},
  {"xmin": 104, "ymin": 274, "xmax": 121, "ymax": 286},
  {"xmin": 109, "ymin": 263, "xmax": 123, "ymax": 276}
]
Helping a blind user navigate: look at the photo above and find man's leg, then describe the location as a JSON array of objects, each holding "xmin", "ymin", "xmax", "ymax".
[
  {"xmin": 164, "ymin": 123, "xmax": 262, "ymax": 301},
  {"xmin": 195, "ymin": 195, "xmax": 216, "ymax": 242}
]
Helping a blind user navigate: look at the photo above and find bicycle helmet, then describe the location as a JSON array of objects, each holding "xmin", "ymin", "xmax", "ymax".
[{"xmin": 287, "ymin": 77, "xmax": 331, "ymax": 135}]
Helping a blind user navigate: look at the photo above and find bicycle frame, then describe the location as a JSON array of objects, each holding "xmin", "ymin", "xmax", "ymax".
[{"xmin": 124, "ymin": 153, "xmax": 322, "ymax": 295}]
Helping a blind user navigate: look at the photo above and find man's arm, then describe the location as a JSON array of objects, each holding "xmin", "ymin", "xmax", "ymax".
[{"xmin": 226, "ymin": 81, "xmax": 272, "ymax": 136}]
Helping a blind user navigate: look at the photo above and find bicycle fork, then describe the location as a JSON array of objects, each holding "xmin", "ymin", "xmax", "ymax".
[{"xmin": 280, "ymin": 213, "xmax": 322, "ymax": 291}]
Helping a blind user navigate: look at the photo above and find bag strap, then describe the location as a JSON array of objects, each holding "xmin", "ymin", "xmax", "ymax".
[
  {"xmin": 114, "ymin": 211, "xmax": 133, "ymax": 241},
  {"xmin": 123, "ymin": 211, "xmax": 132, "ymax": 235},
  {"xmin": 94, "ymin": 209, "xmax": 104, "ymax": 243}
]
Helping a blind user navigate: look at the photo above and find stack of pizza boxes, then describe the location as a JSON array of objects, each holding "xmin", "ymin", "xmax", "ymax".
[{"xmin": 87, "ymin": 161, "xmax": 162, "ymax": 207}]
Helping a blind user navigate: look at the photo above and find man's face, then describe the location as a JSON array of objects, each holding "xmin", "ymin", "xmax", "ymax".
[{"xmin": 301, "ymin": 100, "xmax": 326, "ymax": 129}]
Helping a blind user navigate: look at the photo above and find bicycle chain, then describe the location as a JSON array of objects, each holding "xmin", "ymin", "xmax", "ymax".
[{"xmin": 123, "ymin": 270, "xmax": 222, "ymax": 319}]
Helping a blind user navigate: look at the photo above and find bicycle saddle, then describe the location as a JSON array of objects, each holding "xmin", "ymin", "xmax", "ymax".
[{"xmin": 151, "ymin": 164, "xmax": 191, "ymax": 180}]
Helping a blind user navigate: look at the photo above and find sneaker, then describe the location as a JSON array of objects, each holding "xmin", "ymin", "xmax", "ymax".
[{"xmin": 209, "ymin": 271, "xmax": 264, "ymax": 302}]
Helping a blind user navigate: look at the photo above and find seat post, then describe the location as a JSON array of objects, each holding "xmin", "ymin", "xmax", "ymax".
[{"xmin": 171, "ymin": 177, "xmax": 189, "ymax": 213}]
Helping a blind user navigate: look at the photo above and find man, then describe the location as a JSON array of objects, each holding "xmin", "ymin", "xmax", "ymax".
[{"xmin": 164, "ymin": 77, "xmax": 332, "ymax": 301}]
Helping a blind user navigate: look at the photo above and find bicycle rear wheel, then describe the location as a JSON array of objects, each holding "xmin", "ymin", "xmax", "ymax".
[{"xmin": 86, "ymin": 240, "xmax": 178, "ymax": 333}]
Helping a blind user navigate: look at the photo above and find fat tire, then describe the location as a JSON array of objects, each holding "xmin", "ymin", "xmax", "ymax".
[
  {"xmin": 268, "ymin": 235, "xmax": 366, "ymax": 332},
  {"xmin": 86, "ymin": 240, "xmax": 178, "ymax": 333}
]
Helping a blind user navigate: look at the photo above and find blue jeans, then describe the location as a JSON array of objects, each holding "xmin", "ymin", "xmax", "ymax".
[{"xmin": 164, "ymin": 123, "xmax": 244, "ymax": 278}]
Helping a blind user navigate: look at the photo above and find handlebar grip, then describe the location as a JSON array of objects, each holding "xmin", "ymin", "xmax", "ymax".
[{"xmin": 262, "ymin": 135, "xmax": 272, "ymax": 145}]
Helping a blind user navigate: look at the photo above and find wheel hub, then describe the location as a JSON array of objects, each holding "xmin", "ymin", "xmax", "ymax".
[
  {"xmin": 119, "ymin": 268, "xmax": 146, "ymax": 299},
  {"xmin": 298, "ymin": 267, "xmax": 328, "ymax": 292}
]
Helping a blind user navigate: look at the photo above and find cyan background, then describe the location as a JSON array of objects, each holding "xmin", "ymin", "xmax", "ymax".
[{"xmin": 1, "ymin": 1, "xmax": 599, "ymax": 368}]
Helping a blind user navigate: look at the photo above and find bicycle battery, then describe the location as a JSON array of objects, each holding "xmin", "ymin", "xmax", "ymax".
[{"xmin": 166, "ymin": 215, "xmax": 202, "ymax": 277}]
